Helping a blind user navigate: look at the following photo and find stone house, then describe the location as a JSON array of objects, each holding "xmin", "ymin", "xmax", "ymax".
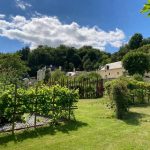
[{"xmin": 97, "ymin": 61, "xmax": 126, "ymax": 79}]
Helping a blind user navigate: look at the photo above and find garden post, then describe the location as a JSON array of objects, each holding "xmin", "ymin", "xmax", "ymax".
[
  {"xmin": 52, "ymin": 87, "xmax": 56, "ymax": 124},
  {"xmin": 34, "ymin": 85, "xmax": 38, "ymax": 128},
  {"xmin": 12, "ymin": 82, "xmax": 17, "ymax": 135},
  {"xmin": 68, "ymin": 98, "xmax": 71, "ymax": 120}
]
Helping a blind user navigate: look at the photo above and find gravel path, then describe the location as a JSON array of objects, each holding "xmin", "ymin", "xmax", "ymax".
[{"xmin": 0, "ymin": 115, "xmax": 51, "ymax": 132}]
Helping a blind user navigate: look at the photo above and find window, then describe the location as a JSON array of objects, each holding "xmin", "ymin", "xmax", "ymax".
[
  {"xmin": 105, "ymin": 65, "xmax": 109, "ymax": 70},
  {"xmin": 117, "ymin": 72, "xmax": 119, "ymax": 75},
  {"xmin": 106, "ymin": 65, "xmax": 109, "ymax": 70},
  {"xmin": 109, "ymin": 73, "xmax": 110, "ymax": 75}
]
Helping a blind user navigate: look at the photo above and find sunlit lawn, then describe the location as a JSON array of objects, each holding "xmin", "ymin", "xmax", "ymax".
[{"xmin": 1, "ymin": 98, "xmax": 150, "ymax": 150}]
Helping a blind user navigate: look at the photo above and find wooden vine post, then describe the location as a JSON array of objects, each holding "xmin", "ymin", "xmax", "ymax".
[
  {"xmin": 68, "ymin": 97, "xmax": 71, "ymax": 120},
  {"xmin": 52, "ymin": 86, "xmax": 56, "ymax": 124},
  {"xmin": 12, "ymin": 82, "xmax": 17, "ymax": 135},
  {"xmin": 34, "ymin": 85, "xmax": 38, "ymax": 128}
]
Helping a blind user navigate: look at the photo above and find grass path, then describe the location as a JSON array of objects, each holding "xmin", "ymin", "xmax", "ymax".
[{"xmin": 1, "ymin": 98, "xmax": 150, "ymax": 150}]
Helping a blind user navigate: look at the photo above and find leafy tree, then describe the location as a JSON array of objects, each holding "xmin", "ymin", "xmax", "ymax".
[
  {"xmin": 76, "ymin": 71, "xmax": 101, "ymax": 81},
  {"xmin": 141, "ymin": 38, "xmax": 150, "ymax": 46},
  {"xmin": 111, "ymin": 34, "xmax": 150, "ymax": 62},
  {"xmin": 133, "ymin": 74, "xmax": 143, "ymax": 81},
  {"xmin": 14, "ymin": 42, "xmax": 113, "ymax": 75},
  {"xmin": 0, "ymin": 54, "xmax": 29, "ymax": 75},
  {"xmin": 111, "ymin": 44, "xmax": 130, "ymax": 62},
  {"xmin": 26, "ymin": 45, "xmax": 110, "ymax": 75},
  {"xmin": 136, "ymin": 44, "xmax": 150, "ymax": 54},
  {"xmin": 141, "ymin": 0, "xmax": 150, "ymax": 16},
  {"xmin": 122, "ymin": 52, "xmax": 150, "ymax": 76},
  {"xmin": 17, "ymin": 47, "xmax": 30, "ymax": 61},
  {"xmin": 0, "ymin": 54, "xmax": 29, "ymax": 82},
  {"xmin": 86, "ymin": 71, "xmax": 101, "ymax": 80},
  {"xmin": 129, "ymin": 33, "xmax": 143, "ymax": 50},
  {"xmin": 28, "ymin": 46, "xmax": 54, "ymax": 76},
  {"xmin": 51, "ymin": 69, "xmax": 66, "ymax": 81},
  {"xmin": 83, "ymin": 59, "xmax": 93, "ymax": 71}
]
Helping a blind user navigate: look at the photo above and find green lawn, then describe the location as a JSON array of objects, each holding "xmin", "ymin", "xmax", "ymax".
[{"xmin": 1, "ymin": 98, "xmax": 150, "ymax": 150}]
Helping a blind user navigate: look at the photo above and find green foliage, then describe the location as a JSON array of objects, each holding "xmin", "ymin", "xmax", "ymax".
[
  {"xmin": 44, "ymin": 68, "xmax": 51, "ymax": 83},
  {"xmin": 140, "ymin": 38, "xmax": 150, "ymax": 47},
  {"xmin": 105, "ymin": 79, "xmax": 129, "ymax": 119},
  {"xmin": 83, "ymin": 59, "xmax": 92, "ymax": 71},
  {"xmin": 76, "ymin": 71, "xmax": 101, "ymax": 81},
  {"xmin": 113, "ymin": 77, "xmax": 150, "ymax": 104},
  {"xmin": 141, "ymin": 0, "xmax": 150, "ymax": 16},
  {"xmin": 128, "ymin": 33, "xmax": 143, "ymax": 50},
  {"xmin": 0, "ymin": 54, "xmax": 29, "ymax": 82},
  {"xmin": 0, "ymin": 84, "xmax": 79, "ymax": 124},
  {"xmin": 136, "ymin": 44, "xmax": 150, "ymax": 54},
  {"xmin": 122, "ymin": 51, "xmax": 150, "ymax": 76},
  {"xmin": 51, "ymin": 69, "xmax": 66, "ymax": 81},
  {"xmin": 1, "ymin": 32, "xmax": 150, "ymax": 77},
  {"xmin": 111, "ymin": 34, "xmax": 150, "ymax": 62},
  {"xmin": 17, "ymin": 47, "xmax": 30, "ymax": 61},
  {"xmin": 133, "ymin": 74, "xmax": 143, "ymax": 81},
  {"xmin": 26, "ymin": 45, "xmax": 110, "ymax": 76},
  {"xmin": 111, "ymin": 81, "xmax": 128, "ymax": 119},
  {"xmin": 111, "ymin": 44, "xmax": 130, "ymax": 62}
]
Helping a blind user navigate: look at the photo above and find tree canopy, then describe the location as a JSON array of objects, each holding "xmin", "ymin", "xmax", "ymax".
[
  {"xmin": 128, "ymin": 33, "xmax": 143, "ymax": 50},
  {"xmin": 24, "ymin": 45, "xmax": 111, "ymax": 76},
  {"xmin": 111, "ymin": 33, "xmax": 150, "ymax": 62},
  {"xmin": 0, "ymin": 33, "xmax": 150, "ymax": 78},
  {"xmin": 122, "ymin": 52, "xmax": 150, "ymax": 76},
  {"xmin": 0, "ymin": 54, "xmax": 29, "ymax": 82}
]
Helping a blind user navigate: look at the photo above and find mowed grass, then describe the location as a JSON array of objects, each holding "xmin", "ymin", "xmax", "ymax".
[{"xmin": 1, "ymin": 98, "xmax": 150, "ymax": 150}]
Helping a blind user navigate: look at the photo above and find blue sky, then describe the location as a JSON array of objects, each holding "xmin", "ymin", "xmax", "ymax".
[{"xmin": 0, "ymin": 0, "xmax": 150, "ymax": 53}]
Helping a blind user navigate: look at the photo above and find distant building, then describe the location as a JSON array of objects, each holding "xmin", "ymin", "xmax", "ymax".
[
  {"xmin": 98, "ymin": 61, "xmax": 126, "ymax": 79},
  {"xmin": 66, "ymin": 72, "xmax": 76, "ymax": 76},
  {"xmin": 66, "ymin": 68, "xmax": 77, "ymax": 77},
  {"xmin": 66, "ymin": 69, "xmax": 84, "ymax": 77}
]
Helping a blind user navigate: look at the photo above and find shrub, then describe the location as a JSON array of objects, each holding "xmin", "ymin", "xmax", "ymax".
[
  {"xmin": 133, "ymin": 74, "xmax": 143, "ymax": 81},
  {"xmin": 51, "ymin": 69, "xmax": 66, "ymax": 81},
  {"xmin": 105, "ymin": 79, "xmax": 129, "ymax": 119},
  {"xmin": 111, "ymin": 80, "xmax": 129, "ymax": 119}
]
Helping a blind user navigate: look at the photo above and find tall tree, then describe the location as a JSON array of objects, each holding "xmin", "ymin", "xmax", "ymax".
[
  {"xmin": 122, "ymin": 52, "xmax": 150, "ymax": 76},
  {"xmin": 0, "ymin": 54, "xmax": 29, "ymax": 81},
  {"xmin": 129, "ymin": 33, "xmax": 143, "ymax": 50},
  {"xmin": 17, "ymin": 47, "xmax": 30, "ymax": 61}
]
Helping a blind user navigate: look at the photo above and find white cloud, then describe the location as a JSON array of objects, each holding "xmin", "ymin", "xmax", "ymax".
[
  {"xmin": 0, "ymin": 14, "xmax": 5, "ymax": 19},
  {"xmin": 15, "ymin": 0, "xmax": 32, "ymax": 10},
  {"xmin": 0, "ymin": 15, "xmax": 126, "ymax": 50}
]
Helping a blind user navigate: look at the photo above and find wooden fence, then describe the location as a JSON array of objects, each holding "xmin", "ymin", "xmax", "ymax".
[{"xmin": 48, "ymin": 78, "xmax": 104, "ymax": 99}]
